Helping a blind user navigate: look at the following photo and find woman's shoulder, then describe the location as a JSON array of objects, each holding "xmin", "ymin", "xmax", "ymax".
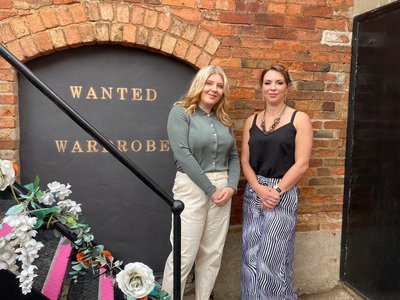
[{"xmin": 170, "ymin": 104, "xmax": 187, "ymax": 115}]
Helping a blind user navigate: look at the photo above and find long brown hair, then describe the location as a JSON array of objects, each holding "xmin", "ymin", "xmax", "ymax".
[{"xmin": 175, "ymin": 65, "xmax": 233, "ymax": 127}]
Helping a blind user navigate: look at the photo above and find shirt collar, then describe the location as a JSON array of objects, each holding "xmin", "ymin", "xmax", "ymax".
[{"xmin": 196, "ymin": 107, "xmax": 215, "ymax": 116}]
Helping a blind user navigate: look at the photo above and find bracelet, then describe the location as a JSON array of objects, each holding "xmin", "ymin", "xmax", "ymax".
[{"xmin": 273, "ymin": 184, "xmax": 283, "ymax": 195}]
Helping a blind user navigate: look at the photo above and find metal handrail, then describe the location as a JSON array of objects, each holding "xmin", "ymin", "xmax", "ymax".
[{"xmin": 0, "ymin": 44, "xmax": 183, "ymax": 300}]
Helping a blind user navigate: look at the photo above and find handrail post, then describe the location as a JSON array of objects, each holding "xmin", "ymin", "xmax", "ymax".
[{"xmin": 172, "ymin": 200, "xmax": 184, "ymax": 300}]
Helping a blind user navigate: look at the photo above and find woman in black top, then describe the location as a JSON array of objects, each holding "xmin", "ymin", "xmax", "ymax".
[{"xmin": 240, "ymin": 64, "xmax": 313, "ymax": 299}]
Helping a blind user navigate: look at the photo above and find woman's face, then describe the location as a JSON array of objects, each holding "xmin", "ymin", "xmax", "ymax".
[
  {"xmin": 262, "ymin": 70, "xmax": 289, "ymax": 105},
  {"xmin": 199, "ymin": 73, "xmax": 224, "ymax": 112}
]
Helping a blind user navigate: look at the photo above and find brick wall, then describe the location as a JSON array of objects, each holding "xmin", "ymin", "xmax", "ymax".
[{"xmin": 0, "ymin": 0, "xmax": 354, "ymax": 230}]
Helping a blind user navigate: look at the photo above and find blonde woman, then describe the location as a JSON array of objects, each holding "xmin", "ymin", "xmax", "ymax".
[{"xmin": 162, "ymin": 65, "xmax": 240, "ymax": 300}]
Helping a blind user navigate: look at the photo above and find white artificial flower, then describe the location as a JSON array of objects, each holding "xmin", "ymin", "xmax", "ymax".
[
  {"xmin": 1, "ymin": 214, "xmax": 43, "ymax": 294},
  {"xmin": 116, "ymin": 262, "xmax": 155, "ymax": 299},
  {"xmin": 47, "ymin": 181, "xmax": 72, "ymax": 200},
  {"xmin": 57, "ymin": 199, "xmax": 81, "ymax": 216},
  {"xmin": 47, "ymin": 181, "xmax": 62, "ymax": 192},
  {"xmin": 38, "ymin": 192, "xmax": 56, "ymax": 205},
  {"xmin": 57, "ymin": 183, "xmax": 72, "ymax": 200},
  {"xmin": 0, "ymin": 160, "xmax": 15, "ymax": 191}
]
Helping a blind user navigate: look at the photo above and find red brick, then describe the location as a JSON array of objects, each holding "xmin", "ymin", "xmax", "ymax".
[
  {"xmin": 219, "ymin": 12, "xmax": 253, "ymax": 24},
  {"xmin": 19, "ymin": 36, "xmax": 40, "ymax": 59},
  {"xmin": 162, "ymin": 0, "xmax": 196, "ymax": 6},
  {"xmin": 173, "ymin": 39, "xmax": 189, "ymax": 59},
  {"xmin": 144, "ymin": 10, "xmax": 158, "ymax": 28},
  {"xmin": 86, "ymin": 2, "xmax": 100, "ymax": 21},
  {"xmin": 0, "ymin": 0, "xmax": 12, "ymax": 9},
  {"xmin": 0, "ymin": 23, "xmax": 16, "ymax": 43},
  {"xmin": 0, "ymin": 70, "xmax": 14, "ymax": 81},
  {"xmin": 196, "ymin": 52, "xmax": 212, "ymax": 67},
  {"xmin": 33, "ymin": 31, "xmax": 54, "ymax": 54},
  {"xmin": 63, "ymin": 25, "xmax": 82, "ymax": 47},
  {"xmin": 40, "ymin": 9, "xmax": 60, "ymax": 29},
  {"xmin": 122, "ymin": 24, "xmax": 137, "ymax": 44},
  {"xmin": 194, "ymin": 29, "xmax": 209, "ymax": 48},
  {"xmin": 157, "ymin": 14, "xmax": 171, "ymax": 31},
  {"xmin": 267, "ymin": 3, "xmax": 287, "ymax": 14},
  {"xmin": 148, "ymin": 30, "xmax": 163, "ymax": 49},
  {"xmin": 316, "ymin": 19, "xmax": 348, "ymax": 31},
  {"xmin": 0, "ymin": 95, "xmax": 16, "ymax": 104},
  {"xmin": 99, "ymin": 2, "xmax": 114, "ymax": 21},
  {"xmin": 286, "ymin": 4, "xmax": 302, "ymax": 15},
  {"xmin": 303, "ymin": 62, "xmax": 331, "ymax": 72},
  {"xmin": 57, "ymin": 7, "xmax": 74, "ymax": 26},
  {"xmin": 171, "ymin": 8, "xmax": 201, "ymax": 22},
  {"xmin": 199, "ymin": 0, "xmax": 215, "ymax": 9},
  {"xmin": 266, "ymin": 27, "xmax": 298, "ymax": 40},
  {"xmin": 285, "ymin": 16, "xmax": 316, "ymax": 29},
  {"xmin": 79, "ymin": 23, "xmax": 96, "ymax": 44},
  {"xmin": 0, "ymin": 118, "xmax": 16, "ymax": 128},
  {"xmin": 185, "ymin": 44, "xmax": 201, "ymax": 65},
  {"xmin": 10, "ymin": 19, "xmax": 30, "ymax": 38},
  {"xmin": 273, "ymin": 40, "xmax": 303, "ymax": 51},
  {"xmin": 0, "ymin": 11, "xmax": 17, "ymax": 22},
  {"xmin": 70, "ymin": 4, "xmax": 87, "ymax": 23},
  {"xmin": 5, "ymin": 40, "xmax": 25, "ymax": 61},
  {"xmin": 202, "ymin": 23, "xmax": 232, "ymax": 36},
  {"xmin": 236, "ymin": 0, "xmax": 265, "ymax": 12},
  {"xmin": 0, "ymin": 140, "xmax": 18, "ymax": 149},
  {"xmin": 116, "ymin": 4, "xmax": 130, "ymax": 23},
  {"xmin": 254, "ymin": 14, "xmax": 284, "ymax": 27},
  {"xmin": 131, "ymin": 6, "xmax": 145, "ymax": 25},
  {"xmin": 298, "ymin": 29, "xmax": 321, "ymax": 41},
  {"xmin": 54, "ymin": 0, "xmax": 79, "ymax": 3},
  {"xmin": 303, "ymin": 5, "xmax": 333, "ymax": 18}
]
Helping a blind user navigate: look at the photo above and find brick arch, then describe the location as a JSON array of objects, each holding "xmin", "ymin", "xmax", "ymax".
[{"xmin": 0, "ymin": 2, "xmax": 221, "ymax": 68}]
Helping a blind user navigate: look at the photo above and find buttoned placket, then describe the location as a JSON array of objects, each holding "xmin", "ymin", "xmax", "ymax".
[{"xmin": 207, "ymin": 113, "xmax": 218, "ymax": 173}]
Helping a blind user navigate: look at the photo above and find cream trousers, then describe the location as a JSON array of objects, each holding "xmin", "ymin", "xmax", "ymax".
[{"xmin": 162, "ymin": 171, "xmax": 232, "ymax": 300}]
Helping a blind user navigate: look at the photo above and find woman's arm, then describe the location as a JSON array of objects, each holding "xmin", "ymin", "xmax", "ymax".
[
  {"xmin": 214, "ymin": 129, "xmax": 240, "ymax": 206},
  {"xmin": 275, "ymin": 111, "xmax": 313, "ymax": 193}
]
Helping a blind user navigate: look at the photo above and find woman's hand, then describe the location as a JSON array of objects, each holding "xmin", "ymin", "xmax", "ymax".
[
  {"xmin": 255, "ymin": 184, "xmax": 280, "ymax": 210},
  {"xmin": 211, "ymin": 187, "xmax": 235, "ymax": 207}
]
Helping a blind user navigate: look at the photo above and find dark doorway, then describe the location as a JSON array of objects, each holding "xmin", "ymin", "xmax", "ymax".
[{"xmin": 341, "ymin": 2, "xmax": 400, "ymax": 299}]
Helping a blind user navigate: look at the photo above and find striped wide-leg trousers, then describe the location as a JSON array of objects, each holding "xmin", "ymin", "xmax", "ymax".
[{"xmin": 241, "ymin": 175, "xmax": 298, "ymax": 300}]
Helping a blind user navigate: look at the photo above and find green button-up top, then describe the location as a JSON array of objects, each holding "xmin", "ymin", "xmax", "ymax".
[{"xmin": 167, "ymin": 105, "xmax": 240, "ymax": 196}]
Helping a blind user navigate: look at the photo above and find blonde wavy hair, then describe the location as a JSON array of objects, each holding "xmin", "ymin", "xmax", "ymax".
[{"xmin": 175, "ymin": 65, "xmax": 233, "ymax": 127}]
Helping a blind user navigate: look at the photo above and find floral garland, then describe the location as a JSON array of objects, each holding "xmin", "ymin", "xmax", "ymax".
[{"xmin": 0, "ymin": 159, "xmax": 170, "ymax": 300}]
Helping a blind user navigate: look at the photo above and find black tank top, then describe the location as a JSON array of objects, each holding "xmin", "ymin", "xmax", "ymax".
[{"xmin": 249, "ymin": 111, "xmax": 297, "ymax": 179}]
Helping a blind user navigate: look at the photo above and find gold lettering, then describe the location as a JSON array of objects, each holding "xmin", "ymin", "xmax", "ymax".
[
  {"xmin": 131, "ymin": 88, "xmax": 143, "ymax": 101},
  {"xmin": 159, "ymin": 140, "xmax": 170, "ymax": 152},
  {"xmin": 146, "ymin": 89, "xmax": 157, "ymax": 101},
  {"xmin": 55, "ymin": 140, "xmax": 68, "ymax": 152},
  {"xmin": 117, "ymin": 87, "xmax": 128, "ymax": 100},
  {"xmin": 86, "ymin": 87, "xmax": 98, "ymax": 100},
  {"xmin": 86, "ymin": 140, "xmax": 99, "ymax": 153},
  {"xmin": 130, "ymin": 140, "xmax": 142, "ymax": 152},
  {"xmin": 146, "ymin": 140, "xmax": 156, "ymax": 152},
  {"xmin": 71, "ymin": 141, "xmax": 84, "ymax": 153},
  {"xmin": 101, "ymin": 87, "xmax": 113, "ymax": 100},
  {"xmin": 117, "ymin": 140, "xmax": 128, "ymax": 152},
  {"xmin": 70, "ymin": 86, "xmax": 83, "ymax": 99}
]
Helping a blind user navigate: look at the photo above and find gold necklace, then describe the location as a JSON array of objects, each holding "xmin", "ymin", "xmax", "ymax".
[{"xmin": 261, "ymin": 105, "xmax": 287, "ymax": 135}]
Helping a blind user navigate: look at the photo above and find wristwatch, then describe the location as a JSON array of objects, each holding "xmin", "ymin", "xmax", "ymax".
[{"xmin": 273, "ymin": 185, "xmax": 283, "ymax": 195}]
